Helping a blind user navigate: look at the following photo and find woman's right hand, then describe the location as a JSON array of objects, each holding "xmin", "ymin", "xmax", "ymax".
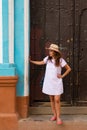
[{"xmin": 29, "ymin": 57, "xmax": 45, "ymax": 65}]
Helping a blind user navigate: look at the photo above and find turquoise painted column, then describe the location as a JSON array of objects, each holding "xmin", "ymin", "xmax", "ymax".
[
  {"xmin": 0, "ymin": 0, "xmax": 30, "ymax": 95},
  {"xmin": 0, "ymin": 0, "xmax": 30, "ymax": 92},
  {"xmin": 14, "ymin": 0, "xmax": 24, "ymax": 96},
  {"xmin": 0, "ymin": 0, "xmax": 16, "ymax": 76},
  {"xmin": 14, "ymin": 0, "xmax": 30, "ymax": 118},
  {"xmin": 14, "ymin": 0, "xmax": 30, "ymax": 97},
  {"xmin": 2, "ymin": 0, "xmax": 9, "ymax": 63}
]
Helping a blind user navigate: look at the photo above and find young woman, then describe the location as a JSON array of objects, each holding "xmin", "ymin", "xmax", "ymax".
[{"xmin": 29, "ymin": 43, "xmax": 71, "ymax": 125}]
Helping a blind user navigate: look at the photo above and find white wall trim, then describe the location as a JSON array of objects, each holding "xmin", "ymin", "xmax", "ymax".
[
  {"xmin": 24, "ymin": 0, "xmax": 29, "ymax": 96},
  {"xmin": 0, "ymin": 0, "xmax": 3, "ymax": 63},
  {"xmin": 8, "ymin": 0, "xmax": 14, "ymax": 63}
]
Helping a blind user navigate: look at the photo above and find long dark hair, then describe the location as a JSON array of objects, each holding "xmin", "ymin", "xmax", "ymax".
[{"xmin": 48, "ymin": 51, "xmax": 62, "ymax": 66}]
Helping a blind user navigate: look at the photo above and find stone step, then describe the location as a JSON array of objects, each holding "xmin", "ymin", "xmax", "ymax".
[
  {"xmin": 32, "ymin": 102, "xmax": 71, "ymax": 107},
  {"xmin": 30, "ymin": 106, "xmax": 87, "ymax": 115},
  {"xmin": 19, "ymin": 115, "xmax": 87, "ymax": 130}
]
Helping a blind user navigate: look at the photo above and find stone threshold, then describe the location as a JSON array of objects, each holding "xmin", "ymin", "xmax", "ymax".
[{"xmin": 29, "ymin": 106, "xmax": 87, "ymax": 115}]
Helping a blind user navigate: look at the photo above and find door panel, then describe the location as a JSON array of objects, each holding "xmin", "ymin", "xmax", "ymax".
[
  {"xmin": 78, "ymin": 9, "xmax": 87, "ymax": 101},
  {"xmin": 74, "ymin": 0, "xmax": 87, "ymax": 105},
  {"xmin": 59, "ymin": 0, "xmax": 73, "ymax": 103},
  {"xmin": 30, "ymin": 0, "xmax": 47, "ymax": 105},
  {"xmin": 45, "ymin": 0, "xmax": 60, "ymax": 41}
]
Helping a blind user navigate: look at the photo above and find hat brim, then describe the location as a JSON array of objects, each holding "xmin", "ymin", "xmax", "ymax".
[{"xmin": 45, "ymin": 47, "xmax": 61, "ymax": 54}]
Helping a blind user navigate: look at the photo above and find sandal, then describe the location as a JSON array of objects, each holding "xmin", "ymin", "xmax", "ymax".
[
  {"xmin": 57, "ymin": 120, "xmax": 63, "ymax": 125},
  {"xmin": 50, "ymin": 116, "xmax": 57, "ymax": 121}
]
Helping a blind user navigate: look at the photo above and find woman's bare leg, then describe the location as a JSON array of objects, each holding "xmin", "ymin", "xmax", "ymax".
[
  {"xmin": 49, "ymin": 95, "xmax": 57, "ymax": 118},
  {"xmin": 54, "ymin": 95, "xmax": 61, "ymax": 121}
]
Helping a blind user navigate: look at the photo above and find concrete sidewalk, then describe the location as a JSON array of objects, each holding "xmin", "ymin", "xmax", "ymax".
[{"xmin": 19, "ymin": 115, "xmax": 87, "ymax": 130}]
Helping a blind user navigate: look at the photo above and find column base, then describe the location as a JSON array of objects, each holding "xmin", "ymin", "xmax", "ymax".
[
  {"xmin": 0, "ymin": 113, "xmax": 18, "ymax": 130},
  {"xmin": 16, "ymin": 96, "xmax": 29, "ymax": 118},
  {"xmin": 0, "ymin": 76, "xmax": 18, "ymax": 130}
]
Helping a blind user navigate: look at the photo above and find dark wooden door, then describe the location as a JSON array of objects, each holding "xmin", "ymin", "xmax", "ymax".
[
  {"xmin": 30, "ymin": 0, "xmax": 87, "ymax": 106},
  {"xmin": 74, "ymin": 0, "xmax": 87, "ymax": 105}
]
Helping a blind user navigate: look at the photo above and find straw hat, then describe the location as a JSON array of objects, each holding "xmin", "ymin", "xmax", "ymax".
[{"xmin": 46, "ymin": 44, "xmax": 61, "ymax": 53}]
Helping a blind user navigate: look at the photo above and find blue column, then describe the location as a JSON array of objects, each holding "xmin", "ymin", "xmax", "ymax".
[
  {"xmin": 14, "ymin": 0, "xmax": 24, "ymax": 96},
  {"xmin": 0, "ymin": 0, "xmax": 16, "ymax": 76},
  {"xmin": 2, "ymin": 0, "xmax": 9, "ymax": 63}
]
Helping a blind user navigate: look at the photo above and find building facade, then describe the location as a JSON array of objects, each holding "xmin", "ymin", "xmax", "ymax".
[{"xmin": 0, "ymin": 0, "xmax": 87, "ymax": 123}]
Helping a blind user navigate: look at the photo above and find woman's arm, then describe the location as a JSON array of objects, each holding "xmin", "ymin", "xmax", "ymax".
[
  {"xmin": 29, "ymin": 57, "xmax": 45, "ymax": 65},
  {"xmin": 57, "ymin": 64, "xmax": 71, "ymax": 78}
]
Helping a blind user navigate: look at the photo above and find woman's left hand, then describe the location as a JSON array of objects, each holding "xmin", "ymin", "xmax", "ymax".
[{"xmin": 57, "ymin": 74, "xmax": 63, "ymax": 79}]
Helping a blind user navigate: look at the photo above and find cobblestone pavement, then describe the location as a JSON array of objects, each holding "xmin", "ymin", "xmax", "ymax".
[{"xmin": 19, "ymin": 115, "xmax": 87, "ymax": 130}]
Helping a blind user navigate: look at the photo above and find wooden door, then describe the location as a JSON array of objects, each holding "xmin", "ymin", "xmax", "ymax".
[
  {"xmin": 74, "ymin": 0, "xmax": 87, "ymax": 105},
  {"xmin": 30, "ymin": 0, "xmax": 73, "ymax": 106}
]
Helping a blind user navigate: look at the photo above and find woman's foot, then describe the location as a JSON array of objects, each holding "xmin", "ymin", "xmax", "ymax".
[
  {"xmin": 50, "ymin": 116, "xmax": 57, "ymax": 121},
  {"xmin": 56, "ymin": 118, "xmax": 63, "ymax": 125}
]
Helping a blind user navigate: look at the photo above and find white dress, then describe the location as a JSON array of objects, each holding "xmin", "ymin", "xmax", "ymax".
[{"xmin": 42, "ymin": 56, "xmax": 67, "ymax": 95}]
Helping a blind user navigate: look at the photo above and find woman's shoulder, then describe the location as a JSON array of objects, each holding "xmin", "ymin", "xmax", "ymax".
[
  {"xmin": 60, "ymin": 57, "xmax": 64, "ymax": 61},
  {"xmin": 43, "ymin": 56, "xmax": 49, "ymax": 64},
  {"xmin": 43, "ymin": 56, "xmax": 49, "ymax": 60},
  {"xmin": 59, "ymin": 57, "xmax": 67, "ymax": 67}
]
